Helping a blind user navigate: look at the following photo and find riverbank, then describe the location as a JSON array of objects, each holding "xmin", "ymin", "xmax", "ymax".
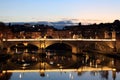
[
  {"xmin": 88, "ymin": 50, "xmax": 120, "ymax": 59},
  {"xmin": 104, "ymin": 53, "xmax": 120, "ymax": 59}
]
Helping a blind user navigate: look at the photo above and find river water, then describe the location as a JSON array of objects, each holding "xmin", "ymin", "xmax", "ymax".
[{"xmin": 0, "ymin": 50, "xmax": 120, "ymax": 80}]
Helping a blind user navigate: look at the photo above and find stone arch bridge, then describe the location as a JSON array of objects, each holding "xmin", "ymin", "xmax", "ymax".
[{"xmin": 2, "ymin": 39, "xmax": 116, "ymax": 54}]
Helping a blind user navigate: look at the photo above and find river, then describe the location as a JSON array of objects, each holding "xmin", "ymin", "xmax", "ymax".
[{"xmin": 0, "ymin": 50, "xmax": 120, "ymax": 80}]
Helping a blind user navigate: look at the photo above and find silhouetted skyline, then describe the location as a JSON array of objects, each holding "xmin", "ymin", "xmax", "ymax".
[{"xmin": 0, "ymin": 0, "xmax": 120, "ymax": 24}]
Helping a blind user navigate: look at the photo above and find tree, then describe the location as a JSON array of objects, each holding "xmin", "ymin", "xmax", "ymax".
[
  {"xmin": 0, "ymin": 22, "xmax": 9, "ymax": 31},
  {"xmin": 113, "ymin": 20, "xmax": 120, "ymax": 26},
  {"xmin": 0, "ymin": 22, "xmax": 12, "ymax": 39}
]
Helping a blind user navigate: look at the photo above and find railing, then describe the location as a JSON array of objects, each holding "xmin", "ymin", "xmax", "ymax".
[{"xmin": 3, "ymin": 38, "xmax": 116, "ymax": 42}]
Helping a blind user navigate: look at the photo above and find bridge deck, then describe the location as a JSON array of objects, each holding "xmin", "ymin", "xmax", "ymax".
[{"xmin": 3, "ymin": 38, "xmax": 116, "ymax": 42}]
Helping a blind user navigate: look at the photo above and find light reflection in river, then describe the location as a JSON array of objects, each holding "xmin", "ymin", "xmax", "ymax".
[
  {"xmin": 0, "ymin": 50, "xmax": 120, "ymax": 80},
  {"xmin": 4, "ymin": 71, "xmax": 120, "ymax": 80}
]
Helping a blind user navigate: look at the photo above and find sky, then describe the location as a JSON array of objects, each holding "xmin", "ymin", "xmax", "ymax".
[{"xmin": 0, "ymin": 0, "xmax": 120, "ymax": 24}]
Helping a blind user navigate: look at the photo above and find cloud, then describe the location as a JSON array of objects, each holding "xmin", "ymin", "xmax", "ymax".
[
  {"xmin": 50, "ymin": 20, "xmax": 73, "ymax": 29},
  {"xmin": 81, "ymin": 19, "xmax": 102, "ymax": 22},
  {"xmin": 79, "ymin": 19, "xmax": 103, "ymax": 25}
]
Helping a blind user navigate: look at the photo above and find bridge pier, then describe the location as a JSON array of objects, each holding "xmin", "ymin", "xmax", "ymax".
[
  {"xmin": 72, "ymin": 44, "xmax": 82, "ymax": 54},
  {"xmin": 7, "ymin": 47, "xmax": 11, "ymax": 53},
  {"xmin": 72, "ymin": 47, "xmax": 78, "ymax": 54},
  {"xmin": 112, "ymin": 30, "xmax": 117, "ymax": 53},
  {"xmin": 37, "ymin": 40, "xmax": 46, "ymax": 54},
  {"xmin": 113, "ymin": 41, "xmax": 117, "ymax": 53},
  {"xmin": 0, "ymin": 39, "xmax": 4, "ymax": 50}
]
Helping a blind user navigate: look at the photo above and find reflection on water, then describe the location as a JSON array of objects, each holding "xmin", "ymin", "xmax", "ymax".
[
  {"xmin": 0, "ymin": 49, "xmax": 120, "ymax": 80},
  {"xmin": 1, "ymin": 71, "xmax": 120, "ymax": 80},
  {"xmin": 0, "ymin": 71, "xmax": 118, "ymax": 80}
]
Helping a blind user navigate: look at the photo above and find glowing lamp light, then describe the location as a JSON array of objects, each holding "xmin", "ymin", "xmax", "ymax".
[
  {"xmin": 112, "ymin": 68, "xmax": 116, "ymax": 71},
  {"xmin": 23, "ymin": 42, "xmax": 28, "ymax": 46}
]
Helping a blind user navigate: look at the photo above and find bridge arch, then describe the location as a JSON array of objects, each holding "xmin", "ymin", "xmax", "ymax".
[
  {"xmin": 46, "ymin": 43, "xmax": 72, "ymax": 51},
  {"xmin": 3, "ymin": 41, "xmax": 80, "ymax": 54},
  {"xmin": 27, "ymin": 41, "xmax": 78, "ymax": 53},
  {"xmin": 10, "ymin": 43, "xmax": 39, "ymax": 51},
  {"xmin": 45, "ymin": 41, "xmax": 78, "ymax": 53}
]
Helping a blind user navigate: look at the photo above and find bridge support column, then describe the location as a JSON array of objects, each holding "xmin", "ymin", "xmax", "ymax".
[
  {"xmin": 38, "ymin": 41, "xmax": 42, "ymax": 53},
  {"xmin": 112, "ymin": 30, "xmax": 117, "ymax": 53},
  {"xmin": 7, "ymin": 47, "xmax": 11, "ymax": 53},
  {"xmin": 72, "ymin": 47, "xmax": 78, "ymax": 54},
  {"xmin": 0, "ymin": 40, "xmax": 4, "ymax": 50},
  {"xmin": 38, "ymin": 48, "xmax": 45, "ymax": 53},
  {"xmin": 38, "ymin": 41, "xmax": 46, "ymax": 53},
  {"xmin": 113, "ymin": 41, "xmax": 117, "ymax": 53}
]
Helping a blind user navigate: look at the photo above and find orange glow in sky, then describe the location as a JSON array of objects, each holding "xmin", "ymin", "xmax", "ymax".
[{"xmin": 0, "ymin": 0, "xmax": 120, "ymax": 23}]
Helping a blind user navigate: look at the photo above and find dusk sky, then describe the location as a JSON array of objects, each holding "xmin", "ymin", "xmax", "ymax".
[{"xmin": 0, "ymin": 0, "xmax": 120, "ymax": 24}]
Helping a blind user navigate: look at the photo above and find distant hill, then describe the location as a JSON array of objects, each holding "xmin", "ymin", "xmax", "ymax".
[{"xmin": 5, "ymin": 20, "xmax": 78, "ymax": 29}]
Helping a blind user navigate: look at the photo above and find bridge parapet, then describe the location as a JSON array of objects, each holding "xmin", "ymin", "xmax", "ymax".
[{"xmin": 3, "ymin": 38, "xmax": 116, "ymax": 42}]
